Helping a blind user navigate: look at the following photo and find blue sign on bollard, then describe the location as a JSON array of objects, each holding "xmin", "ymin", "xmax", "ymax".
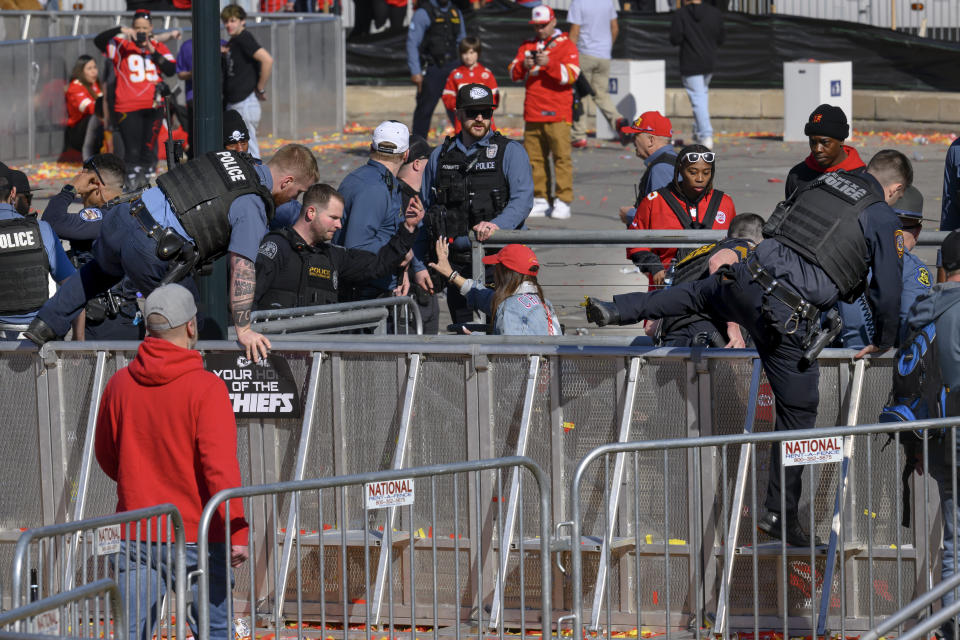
[
  {"xmin": 609, "ymin": 77, "xmax": 618, "ymax": 95},
  {"xmin": 830, "ymin": 80, "xmax": 841, "ymax": 97}
]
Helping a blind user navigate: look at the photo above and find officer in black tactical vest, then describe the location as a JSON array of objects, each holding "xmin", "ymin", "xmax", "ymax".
[
  {"xmin": 585, "ymin": 150, "xmax": 912, "ymax": 547},
  {"xmin": 0, "ymin": 172, "xmax": 78, "ymax": 339},
  {"xmin": 421, "ymin": 83, "xmax": 535, "ymax": 324},
  {"xmin": 254, "ymin": 183, "xmax": 424, "ymax": 311},
  {"xmin": 26, "ymin": 144, "xmax": 319, "ymax": 362},
  {"xmin": 407, "ymin": 0, "xmax": 467, "ymax": 138}
]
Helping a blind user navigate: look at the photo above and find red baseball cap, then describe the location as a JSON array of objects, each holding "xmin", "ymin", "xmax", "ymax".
[
  {"xmin": 622, "ymin": 111, "xmax": 673, "ymax": 138},
  {"xmin": 529, "ymin": 5, "xmax": 555, "ymax": 24},
  {"xmin": 482, "ymin": 244, "xmax": 540, "ymax": 276}
]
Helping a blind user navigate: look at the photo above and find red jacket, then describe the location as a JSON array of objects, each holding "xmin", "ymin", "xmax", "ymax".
[
  {"xmin": 106, "ymin": 36, "xmax": 174, "ymax": 113},
  {"xmin": 508, "ymin": 30, "xmax": 580, "ymax": 123},
  {"xmin": 803, "ymin": 144, "xmax": 865, "ymax": 174},
  {"xmin": 627, "ymin": 186, "xmax": 737, "ymax": 280},
  {"xmin": 65, "ymin": 79, "xmax": 101, "ymax": 127},
  {"xmin": 95, "ymin": 337, "xmax": 248, "ymax": 545},
  {"xmin": 442, "ymin": 63, "xmax": 499, "ymax": 134}
]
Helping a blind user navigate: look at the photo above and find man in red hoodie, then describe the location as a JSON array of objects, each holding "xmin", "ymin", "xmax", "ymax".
[
  {"xmin": 95, "ymin": 283, "xmax": 247, "ymax": 640},
  {"xmin": 785, "ymin": 103, "xmax": 865, "ymax": 198}
]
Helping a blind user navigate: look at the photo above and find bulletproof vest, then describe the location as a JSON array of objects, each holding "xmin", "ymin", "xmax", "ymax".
[
  {"xmin": 0, "ymin": 217, "xmax": 51, "ymax": 315},
  {"xmin": 763, "ymin": 170, "xmax": 879, "ymax": 301},
  {"xmin": 419, "ymin": 3, "xmax": 462, "ymax": 68},
  {"xmin": 255, "ymin": 227, "xmax": 339, "ymax": 310},
  {"xmin": 431, "ymin": 133, "xmax": 511, "ymax": 239},
  {"xmin": 157, "ymin": 151, "xmax": 275, "ymax": 262},
  {"xmin": 634, "ymin": 151, "xmax": 677, "ymax": 207}
]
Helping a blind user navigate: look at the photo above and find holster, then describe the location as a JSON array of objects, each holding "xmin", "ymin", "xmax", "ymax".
[{"xmin": 799, "ymin": 307, "xmax": 843, "ymax": 370}]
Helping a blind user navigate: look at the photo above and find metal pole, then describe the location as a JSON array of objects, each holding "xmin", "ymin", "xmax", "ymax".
[{"xmin": 192, "ymin": 1, "xmax": 227, "ymax": 337}]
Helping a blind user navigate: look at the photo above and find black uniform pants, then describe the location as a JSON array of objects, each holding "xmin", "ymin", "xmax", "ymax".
[
  {"xmin": 614, "ymin": 260, "xmax": 820, "ymax": 520},
  {"xmin": 412, "ymin": 60, "xmax": 459, "ymax": 139}
]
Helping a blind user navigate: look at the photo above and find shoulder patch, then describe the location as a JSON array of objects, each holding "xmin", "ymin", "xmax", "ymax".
[
  {"xmin": 453, "ymin": 72, "xmax": 462, "ymax": 79},
  {"xmin": 895, "ymin": 229, "xmax": 904, "ymax": 259},
  {"xmin": 918, "ymin": 266, "xmax": 931, "ymax": 287},
  {"xmin": 715, "ymin": 211, "xmax": 726, "ymax": 224},
  {"xmin": 258, "ymin": 241, "xmax": 278, "ymax": 259},
  {"xmin": 79, "ymin": 208, "xmax": 103, "ymax": 222},
  {"xmin": 646, "ymin": 191, "xmax": 659, "ymax": 201}
]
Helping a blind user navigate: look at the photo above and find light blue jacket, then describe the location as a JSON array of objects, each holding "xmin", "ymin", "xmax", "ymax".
[{"xmin": 460, "ymin": 279, "xmax": 561, "ymax": 336}]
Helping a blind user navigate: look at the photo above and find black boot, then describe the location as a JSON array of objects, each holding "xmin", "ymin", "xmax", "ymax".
[
  {"xmin": 585, "ymin": 298, "xmax": 622, "ymax": 327},
  {"xmin": 23, "ymin": 317, "xmax": 59, "ymax": 346},
  {"xmin": 757, "ymin": 511, "xmax": 824, "ymax": 547}
]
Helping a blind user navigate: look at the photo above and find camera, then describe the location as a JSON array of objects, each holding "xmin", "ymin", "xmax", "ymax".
[{"xmin": 135, "ymin": 31, "xmax": 147, "ymax": 46}]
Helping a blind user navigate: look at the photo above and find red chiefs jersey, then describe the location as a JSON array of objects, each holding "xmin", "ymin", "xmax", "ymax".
[
  {"xmin": 65, "ymin": 79, "xmax": 102, "ymax": 127},
  {"xmin": 626, "ymin": 187, "xmax": 737, "ymax": 278},
  {"xmin": 107, "ymin": 36, "xmax": 174, "ymax": 113},
  {"xmin": 442, "ymin": 63, "xmax": 499, "ymax": 134},
  {"xmin": 508, "ymin": 30, "xmax": 580, "ymax": 123}
]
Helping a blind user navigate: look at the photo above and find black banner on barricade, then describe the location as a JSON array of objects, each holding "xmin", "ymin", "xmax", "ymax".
[
  {"xmin": 204, "ymin": 353, "xmax": 303, "ymax": 419},
  {"xmin": 347, "ymin": 7, "xmax": 960, "ymax": 92}
]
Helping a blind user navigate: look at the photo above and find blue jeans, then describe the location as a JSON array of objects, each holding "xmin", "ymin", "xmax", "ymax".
[
  {"xmin": 113, "ymin": 541, "xmax": 233, "ymax": 640},
  {"xmin": 681, "ymin": 73, "xmax": 713, "ymax": 140}
]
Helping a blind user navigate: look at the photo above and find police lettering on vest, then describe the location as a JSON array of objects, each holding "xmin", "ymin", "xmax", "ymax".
[
  {"xmin": 762, "ymin": 170, "xmax": 880, "ymax": 301},
  {"xmin": 255, "ymin": 227, "xmax": 339, "ymax": 310},
  {"xmin": 157, "ymin": 151, "xmax": 275, "ymax": 262},
  {"xmin": 0, "ymin": 217, "xmax": 51, "ymax": 315}
]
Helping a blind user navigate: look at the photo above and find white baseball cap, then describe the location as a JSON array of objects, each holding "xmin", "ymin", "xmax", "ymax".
[
  {"xmin": 372, "ymin": 120, "xmax": 410, "ymax": 154},
  {"xmin": 529, "ymin": 5, "xmax": 555, "ymax": 24}
]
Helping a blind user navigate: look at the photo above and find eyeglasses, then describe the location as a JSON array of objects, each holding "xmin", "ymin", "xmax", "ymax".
[
  {"xmin": 83, "ymin": 157, "xmax": 106, "ymax": 186},
  {"xmin": 683, "ymin": 152, "xmax": 715, "ymax": 163},
  {"xmin": 465, "ymin": 108, "xmax": 493, "ymax": 121}
]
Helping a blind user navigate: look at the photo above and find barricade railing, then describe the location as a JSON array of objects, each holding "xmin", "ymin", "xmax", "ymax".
[
  {"xmin": 0, "ymin": 578, "xmax": 123, "ymax": 639},
  {"xmin": 564, "ymin": 410, "xmax": 960, "ymax": 640},
  {"xmin": 248, "ymin": 296, "xmax": 424, "ymax": 336},
  {"xmin": 10, "ymin": 505, "xmax": 186, "ymax": 640},
  {"xmin": 861, "ymin": 570, "xmax": 960, "ymax": 640},
  {"xmin": 196, "ymin": 456, "xmax": 552, "ymax": 640}
]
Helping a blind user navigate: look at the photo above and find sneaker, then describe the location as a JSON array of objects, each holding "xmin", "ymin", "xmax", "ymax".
[
  {"xmin": 700, "ymin": 136, "xmax": 714, "ymax": 150},
  {"xmin": 571, "ymin": 138, "xmax": 588, "ymax": 148},
  {"xmin": 550, "ymin": 200, "xmax": 571, "ymax": 219},
  {"xmin": 529, "ymin": 197, "xmax": 551, "ymax": 218}
]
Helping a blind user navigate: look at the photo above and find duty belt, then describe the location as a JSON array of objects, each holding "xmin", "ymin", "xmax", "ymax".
[
  {"xmin": 129, "ymin": 198, "xmax": 201, "ymax": 285},
  {"xmin": 129, "ymin": 197, "xmax": 164, "ymax": 239},
  {"xmin": 746, "ymin": 255, "xmax": 819, "ymax": 335}
]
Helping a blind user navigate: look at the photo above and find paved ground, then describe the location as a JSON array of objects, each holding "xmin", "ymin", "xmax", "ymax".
[{"xmin": 21, "ymin": 118, "xmax": 955, "ymax": 337}]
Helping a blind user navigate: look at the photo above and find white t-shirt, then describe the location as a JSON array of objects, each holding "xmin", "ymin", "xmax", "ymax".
[{"xmin": 568, "ymin": 0, "xmax": 619, "ymax": 60}]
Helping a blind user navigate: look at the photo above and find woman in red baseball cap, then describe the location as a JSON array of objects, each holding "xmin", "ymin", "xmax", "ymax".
[{"xmin": 429, "ymin": 239, "xmax": 561, "ymax": 335}]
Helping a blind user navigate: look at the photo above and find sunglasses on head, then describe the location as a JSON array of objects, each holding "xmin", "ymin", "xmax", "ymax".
[
  {"xmin": 465, "ymin": 108, "xmax": 493, "ymax": 121},
  {"xmin": 683, "ymin": 152, "xmax": 715, "ymax": 163}
]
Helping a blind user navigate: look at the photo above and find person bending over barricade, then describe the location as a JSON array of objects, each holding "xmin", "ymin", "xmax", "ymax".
[
  {"xmin": 26, "ymin": 143, "xmax": 320, "ymax": 362},
  {"xmin": 585, "ymin": 150, "xmax": 911, "ymax": 546},
  {"xmin": 254, "ymin": 183, "xmax": 424, "ymax": 311}
]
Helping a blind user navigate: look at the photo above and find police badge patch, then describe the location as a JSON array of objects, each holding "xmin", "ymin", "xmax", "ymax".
[
  {"xmin": 80, "ymin": 208, "xmax": 102, "ymax": 221},
  {"xmin": 486, "ymin": 144, "xmax": 498, "ymax": 159},
  {"xmin": 895, "ymin": 229, "xmax": 905, "ymax": 259},
  {"xmin": 258, "ymin": 241, "xmax": 278, "ymax": 259},
  {"xmin": 918, "ymin": 267, "xmax": 931, "ymax": 287}
]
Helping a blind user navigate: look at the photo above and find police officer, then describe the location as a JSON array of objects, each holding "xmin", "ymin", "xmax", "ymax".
[
  {"xmin": 254, "ymin": 183, "xmax": 424, "ymax": 310},
  {"xmin": 656, "ymin": 212, "xmax": 764, "ymax": 347},
  {"xmin": 585, "ymin": 150, "xmax": 911, "ymax": 546},
  {"xmin": 421, "ymin": 83, "xmax": 534, "ymax": 324},
  {"xmin": 0, "ymin": 172, "xmax": 77, "ymax": 340},
  {"xmin": 40, "ymin": 154, "xmax": 145, "ymax": 340},
  {"xmin": 838, "ymin": 185, "xmax": 931, "ymax": 348},
  {"xmin": 407, "ymin": 0, "xmax": 466, "ymax": 138},
  {"xmin": 25, "ymin": 143, "xmax": 319, "ymax": 362}
]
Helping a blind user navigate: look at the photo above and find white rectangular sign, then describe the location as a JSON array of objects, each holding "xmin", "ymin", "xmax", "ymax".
[
  {"xmin": 365, "ymin": 479, "xmax": 415, "ymax": 510},
  {"xmin": 95, "ymin": 524, "xmax": 122, "ymax": 556},
  {"xmin": 35, "ymin": 609, "xmax": 59, "ymax": 635},
  {"xmin": 782, "ymin": 436, "xmax": 843, "ymax": 467}
]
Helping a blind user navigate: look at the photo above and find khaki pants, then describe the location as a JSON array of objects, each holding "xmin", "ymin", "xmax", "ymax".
[
  {"xmin": 571, "ymin": 53, "xmax": 620, "ymax": 141},
  {"xmin": 524, "ymin": 121, "xmax": 573, "ymax": 204}
]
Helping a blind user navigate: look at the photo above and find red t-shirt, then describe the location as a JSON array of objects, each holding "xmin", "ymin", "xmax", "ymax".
[
  {"xmin": 442, "ymin": 63, "xmax": 499, "ymax": 134},
  {"xmin": 107, "ymin": 35, "xmax": 174, "ymax": 113},
  {"xmin": 65, "ymin": 79, "xmax": 102, "ymax": 127}
]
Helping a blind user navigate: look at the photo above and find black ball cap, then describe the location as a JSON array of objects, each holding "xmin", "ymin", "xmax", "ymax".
[
  {"xmin": 943, "ymin": 230, "xmax": 960, "ymax": 272},
  {"xmin": 456, "ymin": 83, "xmax": 495, "ymax": 110},
  {"xmin": 804, "ymin": 103, "xmax": 850, "ymax": 141}
]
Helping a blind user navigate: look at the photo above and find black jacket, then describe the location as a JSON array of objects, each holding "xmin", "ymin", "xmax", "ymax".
[{"xmin": 669, "ymin": 3, "xmax": 725, "ymax": 76}]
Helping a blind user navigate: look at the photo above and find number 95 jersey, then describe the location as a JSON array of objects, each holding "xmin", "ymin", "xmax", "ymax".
[{"xmin": 107, "ymin": 35, "xmax": 174, "ymax": 113}]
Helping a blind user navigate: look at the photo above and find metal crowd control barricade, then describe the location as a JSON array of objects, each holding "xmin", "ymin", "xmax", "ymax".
[
  {"xmin": 196, "ymin": 457, "xmax": 552, "ymax": 640},
  {"xmin": 248, "ymin": 297, "xmax": 423, "ymax": 336},
  {"xmin": 0, "ymin": 578, "xmax": 123, "ymax": 639},
  {"xmin": 10, "ymin": 505, "xmax": 187, "ymax": 640},
  {"xmin": 563, "ymin": 414, "xmax": 960, "ymax": 640}
]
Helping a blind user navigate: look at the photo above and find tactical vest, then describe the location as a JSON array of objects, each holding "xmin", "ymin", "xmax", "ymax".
[
  {"xmin": 255, "ymin": 227, "xmax": 339, "ymax": 310},
  {"xmin": 763, "ymin": 170, "xmax": 878, "ymax": 301},
  {"xmin": 634, "ymin": 152, "xmax": 677, "ymax": 208},
  {"xmin": 0, "ymin": 217, "xmax": 51, "ymax": 315},
  {"xmin": 419, "ymin": 3, "xmax": 461, "ymax": 68},
  {"xmin": 157, "ymin": 151, "xmax": 274, "ymax": 262},
  {"xmin": 432, "ymin": 133, "xmax": 511, "ymax": 239}
]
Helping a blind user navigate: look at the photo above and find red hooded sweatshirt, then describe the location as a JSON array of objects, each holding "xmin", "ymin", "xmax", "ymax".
[
  {"xmin": 785, "ymin": 145, "xmax": 866, "ymax": 198},
  {"xmin": 95, "ymin": 337, "xmax": 247, "ymax": 544}
]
